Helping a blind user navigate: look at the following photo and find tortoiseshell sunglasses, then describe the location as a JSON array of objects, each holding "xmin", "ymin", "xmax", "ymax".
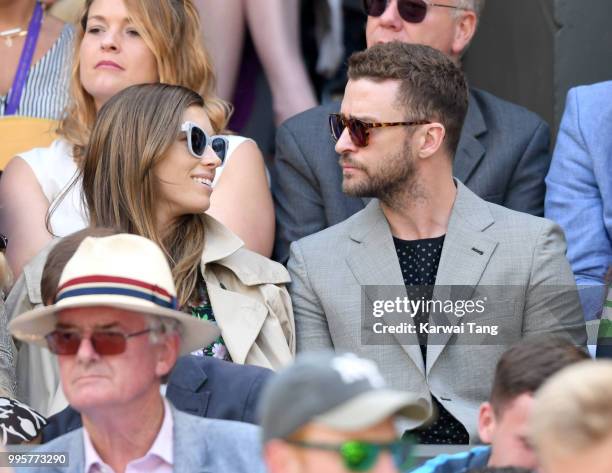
[{"xmin": 329, "ymin": 113, "xmax": 430, "ymax": 147}]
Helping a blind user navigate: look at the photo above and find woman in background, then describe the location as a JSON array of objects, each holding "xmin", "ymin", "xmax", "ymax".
[
  {"xmin": 0, "ymin": 0, "xmax": 73, "ymax": 168},
  {"xmin": 0, "ymin": 0, "xmax": 275, "ymax": 280},
  {"xmin": 196, "ymin": 0, "xmax": 317, "ymax": 125},
  {"xmin": 82, "ymin": 83, "xmax": 294, "ymax": 368}
]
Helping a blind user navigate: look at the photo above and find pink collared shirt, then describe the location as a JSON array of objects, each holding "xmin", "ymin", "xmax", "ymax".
[{"xmin": 83, "ymin": 399, "xmax": 174, "ymax": 473}]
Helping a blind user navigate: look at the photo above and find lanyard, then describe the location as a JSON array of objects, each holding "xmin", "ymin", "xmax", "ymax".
[{"xmin": 5, "ymin": 2, "xmax": 44, "ymax": 116}]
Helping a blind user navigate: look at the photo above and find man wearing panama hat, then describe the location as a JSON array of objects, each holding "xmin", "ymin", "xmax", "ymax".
[{"xmin": 9, "ymin": 233, "xmax": 265, "ymax": 473}]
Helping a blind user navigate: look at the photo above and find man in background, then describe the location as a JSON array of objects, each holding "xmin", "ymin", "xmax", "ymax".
[{"xmin": 273, "ymin": 0, "xmax": 551, "ymax": 263}]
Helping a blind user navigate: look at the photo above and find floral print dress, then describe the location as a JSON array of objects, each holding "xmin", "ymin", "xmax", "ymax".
[{"xmin": 185, "ymin": 280, "xmax": 232, "ymax": 361}]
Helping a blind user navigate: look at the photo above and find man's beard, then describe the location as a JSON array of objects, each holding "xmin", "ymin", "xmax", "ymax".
[{"xmin": 340, "ymin": 141, "xmax": 420, "ymax": 207}]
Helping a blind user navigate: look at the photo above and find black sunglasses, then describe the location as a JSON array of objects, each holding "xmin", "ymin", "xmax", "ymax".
[
  {"xmin": 0, "ymin": 234, "xmax": 6, "ymax": 253},
  {"xmin": 329, "ymin": 113, "xmax": 430, "ymax": 147},
  {"xmin": 180, "ymin": 121, "xmax": 230, "ymax": 163},
  {"xmin": 45, "ymin": 328, "xmax": 153, "ymax": 356},
  {"xmin": 363, "ymin": 0, "xmax": 468, "ymax": 24},
  {"xmin": 286, "ymin": 439, "xmax": 413, "ymax": 471}
]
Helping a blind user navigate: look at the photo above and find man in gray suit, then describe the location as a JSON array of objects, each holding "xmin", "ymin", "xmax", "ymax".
[
  {"xmin": 273, "ymin": 0, "xmax": 551, "ymax": 264},
  {"xmin": 8, "ymin": 234, "xmax": 264, "ymax": 472},
  {"xmin": 287, "ymin": 42, "xmax": 585, "ymax": 444}
]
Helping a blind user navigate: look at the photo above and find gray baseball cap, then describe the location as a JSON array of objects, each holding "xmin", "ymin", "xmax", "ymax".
[{"xmin": 258, "ymin": 351, "xmax": 431, "ymax": 442}]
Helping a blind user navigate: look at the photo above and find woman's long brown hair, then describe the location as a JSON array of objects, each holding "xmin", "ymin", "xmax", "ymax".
[{"xmin": 82, "ymin": 84, "xmax": 207, "ymax": 306}]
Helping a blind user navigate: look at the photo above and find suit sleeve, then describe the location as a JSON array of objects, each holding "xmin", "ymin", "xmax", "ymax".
[
  {"xmin": 0, "ymin": 276, "xmax": 29, "ymax": 398},
  {"xmin": 0, "ymin": 301, "xmax": 14, "ymax": 398},
  {"xmin": 545, "ymin": 87, "xmax": 611, "ymax": 320},
  {"xmin": 503, "ymin": 119, "xmax": 551, "ymax": 217},
  {"xmin": 522, "ymin": 219, "xmax": 587, "ymax": 345},
  {"xmin": 243, "ymin": 368, "xmax": 273, "ymax": 424},
  {"xmin": 272, "ymin": 122, "xmax": 327, "ymax": 264},
  {"xmin": 287, "ymin": 241, "xmax": 334, "ymax": 351}
]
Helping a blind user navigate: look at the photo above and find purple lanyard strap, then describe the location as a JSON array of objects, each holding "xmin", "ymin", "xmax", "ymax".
[{"xmin": 5, "ymin": 2, "xmax": 44, "ymax": 116}]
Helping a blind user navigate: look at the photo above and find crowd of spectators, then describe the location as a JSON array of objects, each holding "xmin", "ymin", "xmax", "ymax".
[{"xmin": 0, "ymin": 0, "xmax": 611, "ymax": 472}]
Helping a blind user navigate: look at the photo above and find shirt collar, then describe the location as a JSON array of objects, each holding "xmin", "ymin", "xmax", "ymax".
[{"xmin": 83, "ymin": 398, "xmax": 174, "ymax": 473}]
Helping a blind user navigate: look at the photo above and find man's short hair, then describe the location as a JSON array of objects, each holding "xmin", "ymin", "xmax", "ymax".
[
  {"xmin": 457, "ymin": 0, "xmax": 486, "ymax": 17},
  {"xmin": 41, "ymin": 227, "xmax": 119, "ymax": 304},
  {"xmin": 531, "ymin": 360, "xmax": 612, "ymax": 453},
  {"xmin": 347, "ymin": 42, "xmax": 469, "ymax": 156},
  {"xmin": 489, "ymin": 336, "xmax": 588, "ymax": 415}
]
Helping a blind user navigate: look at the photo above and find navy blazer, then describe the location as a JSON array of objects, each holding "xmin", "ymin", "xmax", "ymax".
[
  {"xmin": 272, "ymin": 88, "xmax": 551, "ymax": 263},
  {"xmin": 41, "ymin": 355, "xmax": 273, "ymax": 443}
]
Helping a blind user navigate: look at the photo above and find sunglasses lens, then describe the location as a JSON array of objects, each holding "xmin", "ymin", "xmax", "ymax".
[
  {"xmin": 190, "ymin": 126, "xmax": 207, "ymax": 157},
  {"xmin": 391, "ymin": 441, "xmax": 414, "ymax": 470},
  {"xmin": 347, "ymin": 119, "xmax": 368, "ymax": 147},
  {"xmin": 45, "ymin": 331, "xmax": 128, "ymax": 355},
  {"xmin": 46, "ymin": 331, "xmax": 81, "ymax": 355},
  {"xmin": 329, "ymin": 114, "xmax": 345, "ymax": 142},
  {"xmin": 341, "ymin": 441, "xmax": 377, "ymax": 471},
  {"xmin": 398, "ymin": 0, "xmax": 427, "ymax": 23},
  {"xmin": 363, "ymin": 0, "xmax": 387, "ymax": 17},
  {"xmin": 211, "ymin": 137, "xmax": 227, "ymax": 163},
  {"xmin": 90, "ymin": 332, "xmax": 128, "ymax": 355}
]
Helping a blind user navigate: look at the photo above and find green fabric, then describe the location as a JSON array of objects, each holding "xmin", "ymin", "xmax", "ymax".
[{"xmin": 598, "ymin": 319, "xmax": 612, "ymax": 339}]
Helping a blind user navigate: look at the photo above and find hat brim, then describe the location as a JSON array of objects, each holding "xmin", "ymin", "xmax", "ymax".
[
  {"xmin": 312, "ymin": 390, "xmax": 431, "ymax": 431},
  {"xmin": 9, "ymin": 300, "xmax": 220, "ymax": 356}
]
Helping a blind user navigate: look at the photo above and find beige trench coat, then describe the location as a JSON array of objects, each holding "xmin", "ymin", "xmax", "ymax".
[{"xmin": 3, "ymin": 216, "xmax": 295, "ymax": 415}]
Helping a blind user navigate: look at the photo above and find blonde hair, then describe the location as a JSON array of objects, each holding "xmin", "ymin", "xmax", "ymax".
[
  {"xmin": 531, "ymin": 360, "xmax": 612, "ymax": 455},
  {"xmin": 57, "ymin": 0, "xmax": 231, "ymax": 161},
  {"xmin": 82, "ymin": 84, "xmax": 207, "ymax": 306}
]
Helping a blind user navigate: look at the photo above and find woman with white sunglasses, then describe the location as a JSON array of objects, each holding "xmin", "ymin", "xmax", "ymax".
[
  {"xmin": 82, "ymin": 82, "xmax": 294, "ymax": 369},
  {"xmin": 0, "ymin": 0, "xmax": 275, "ymax": 282}
]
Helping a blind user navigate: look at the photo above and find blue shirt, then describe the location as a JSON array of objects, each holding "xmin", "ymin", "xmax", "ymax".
[{"xmin": 408, "ymin": 446, "xmax": 490, "ymax": 473}]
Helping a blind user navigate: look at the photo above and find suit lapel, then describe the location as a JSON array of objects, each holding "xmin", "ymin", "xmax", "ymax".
[
  {"xmin": 173, "ymin": 408, "xmax": 212, "ymax": 472},
  {"xmin": 454, "ymin": 91, "xmax": 487, "ymax": 184},
  {"xmin": 47, "ymin": 429, "xmax": 84, "ymax": 473},
  {"xmin": 345, "ymin": 201, "xmax": 425, "ymax": 375},
  {"xmin": 206, "ymin": 284, "xmax": 267, "ymax": 365},
  {"xmin": 426, "ymin": 182, "xmax": 498, "ymax": 372},
  {"xmin": 166, "ymin": 357, "xmax": 210, "ymax": 417}
]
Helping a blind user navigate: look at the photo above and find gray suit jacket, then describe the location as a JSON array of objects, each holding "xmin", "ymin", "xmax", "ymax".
[
  {"xmin": 287, "ymin": 181, "xmax": 586, "ymax": 439},
  {"xmin": 272, "ymin": 88, "xmax": 551, "ymax": 263},
  {"xmin": 27, "ymin": 407, "xmax": 265, "ymax": 472}
]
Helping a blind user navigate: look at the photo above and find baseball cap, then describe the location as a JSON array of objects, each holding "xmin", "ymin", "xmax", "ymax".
[{"xmin": 259, "ymin": 351, "xmax": 430, "ymax": 442}]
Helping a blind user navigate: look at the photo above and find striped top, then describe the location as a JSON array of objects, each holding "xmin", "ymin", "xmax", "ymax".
[{"xmin": 0, "ymin": 24, "xmax": 74, "ymax": 119}]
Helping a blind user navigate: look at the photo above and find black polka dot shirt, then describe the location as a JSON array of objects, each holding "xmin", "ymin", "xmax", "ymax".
[{"xmin": 393, "ymin": 235, "xmax": 469, "ymax": 445}]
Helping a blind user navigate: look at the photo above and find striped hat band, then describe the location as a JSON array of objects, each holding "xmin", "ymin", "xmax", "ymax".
[{"xmin": 56, "ymin": 275, "xmax": 178, "ymax": 310}]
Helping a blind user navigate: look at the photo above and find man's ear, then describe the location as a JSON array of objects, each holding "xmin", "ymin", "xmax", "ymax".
[
  {"xmin": 451, "ymin": 10, "xmax": 478, "ymax": 59},
  {"xmin": 478, "ymin": 401, "xmax": 496, "ymax": 444},
  {"xmin": 415, "ymin": 123, "xmax": 446, "ymax": 159},
  {"xmin": 264, "ymin": 440, "xmax": 302, "ymax": 473},
  {"xmin": 155, "ymin": 333, "xmax": 180, "ymax": 378}
]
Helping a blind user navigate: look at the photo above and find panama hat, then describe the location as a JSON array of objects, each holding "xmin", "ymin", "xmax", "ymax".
[{"xmin": 9, "ymin": 234, "xmax": 220, "ymax": 355}]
